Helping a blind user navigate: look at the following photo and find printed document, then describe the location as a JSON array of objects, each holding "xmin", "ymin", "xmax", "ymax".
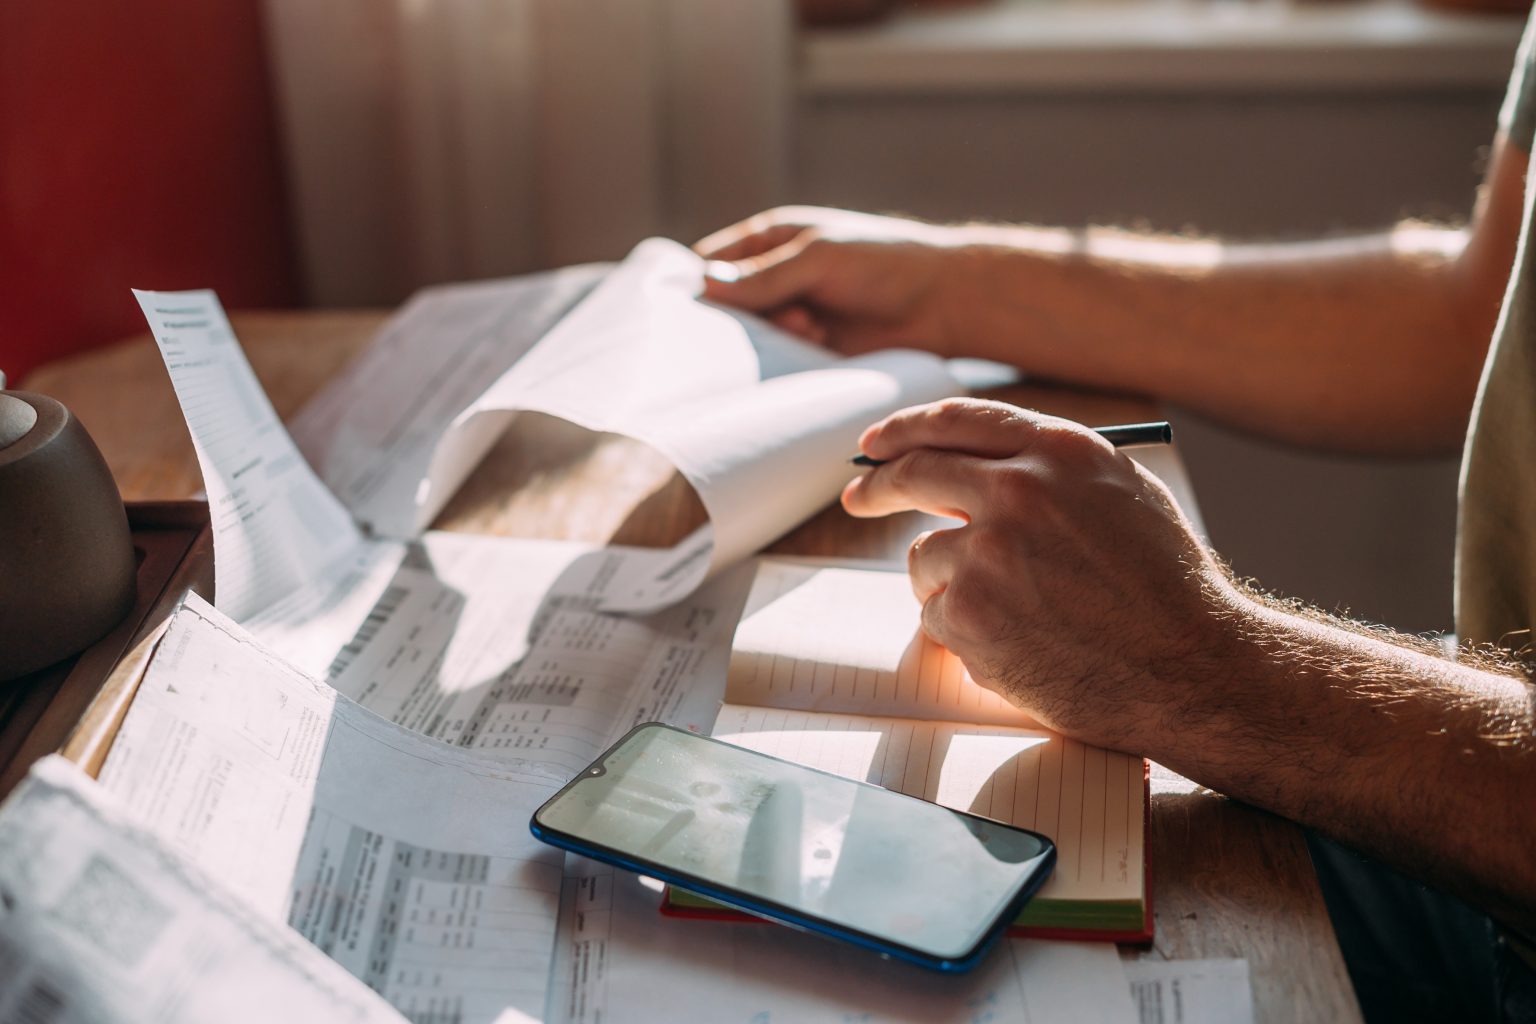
[
  {"xmin": 290, "ymin": 265, "xmax": 607, "ymax": 539},
  {"xmin": 132, "ymin": 290, "xmax": 362, "ymax": 621},
  {"xmin": 0, "ymin": 755, "xmax": 405, "ymax": 1024},
  {"xmin": 132, "ymin": 286, "xmax": 756, "ymax": 761},
  {"xmin": 96, "ymin": 596, "xmax": 569, "ymax": 1024},
  {"xmin": 1124, "ymin": 959, "xmax": 1255, "ymax": 1024},
  {"xmin": 552, "ymin": 861, "xmax": 1137, "ymax": 1024},
  {"xmin": 244, "ymin": 531, "xmax": 753, "ymax": 774}
]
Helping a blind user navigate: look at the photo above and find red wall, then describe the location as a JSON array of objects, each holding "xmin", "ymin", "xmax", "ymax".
[{"xmin": 0, "ymin": 0, "xmax": 298, "ymax": 384}]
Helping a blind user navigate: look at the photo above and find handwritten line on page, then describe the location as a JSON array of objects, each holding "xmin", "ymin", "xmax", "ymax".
[
  {"xmin": 96, "ymin": 596, "xmax": 568, "ymax": 1024},
  {"xmin": 0, "ymin": 756, "xmax": 406, "ymax": 1023}
]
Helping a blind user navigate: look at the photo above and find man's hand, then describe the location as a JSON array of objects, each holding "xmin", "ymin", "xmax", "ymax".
[
  {"xmin": 842, "ymin": 397, "xmax": 1247, "ymax": 752},
  {"xmin": 694, "ymin": 206, "xmax": 969, "ymax": 357},
  {"xmin": 846, "ymin": 398, "xmax": 1536, "ymax": 926}
]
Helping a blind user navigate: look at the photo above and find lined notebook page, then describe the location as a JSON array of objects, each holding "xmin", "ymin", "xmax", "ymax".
[
  {"xmin": 725, "ymin": 560, "xmax": 1041, "ymax": 728},
  {"xmin": 713, "ymin": 706, "xmax": 1142, "ymax": 903}
]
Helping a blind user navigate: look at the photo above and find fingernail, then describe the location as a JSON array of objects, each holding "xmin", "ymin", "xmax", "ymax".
[{"xmin": 704, "ymin": 260, "xmax": 740, "ymax": 283}]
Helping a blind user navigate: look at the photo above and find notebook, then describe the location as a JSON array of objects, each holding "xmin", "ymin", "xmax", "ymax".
[{"xmin": 662, "ymin": 557, "xmax": 1152, "ymax": 942}]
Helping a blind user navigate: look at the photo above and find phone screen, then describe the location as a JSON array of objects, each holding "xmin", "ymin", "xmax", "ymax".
[{"xmin": 532, "ymin": 723, "xmax": 1054, "ymax": 969}]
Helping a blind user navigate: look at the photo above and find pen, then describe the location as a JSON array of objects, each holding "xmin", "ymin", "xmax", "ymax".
[{"xmin": 849, "ymin": 420, "xmax": 1172, "ymax": 466}]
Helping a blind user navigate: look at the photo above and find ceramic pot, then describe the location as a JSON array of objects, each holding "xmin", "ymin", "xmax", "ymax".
[{"xmin": 0, "ymin": 391, "xmax": 136, "ymax": 680}]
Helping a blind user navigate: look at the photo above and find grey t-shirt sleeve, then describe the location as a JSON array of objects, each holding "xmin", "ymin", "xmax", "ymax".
[{"xmin": 1499, "ymin": 9, "xmax": 1536, "ymax": 152}]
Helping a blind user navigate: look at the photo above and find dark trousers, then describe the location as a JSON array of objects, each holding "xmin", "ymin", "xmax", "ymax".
[{"xmin": 1308, "ymin": 834, "xmax": 1536, "ymax": 1023}]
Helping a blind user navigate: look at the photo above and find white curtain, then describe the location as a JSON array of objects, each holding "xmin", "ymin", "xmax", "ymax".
[{"xmin": 263, "ymin": 0, "xmax": 793, "ymax": 306}]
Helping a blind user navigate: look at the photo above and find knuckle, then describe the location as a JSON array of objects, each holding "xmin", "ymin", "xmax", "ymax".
[
  {"xmin": 880, "ymin": 455, "xmax": 914, "ymax": 494},
  {"xmin": 925, "ymin": 397, "xmax": 973, "ymax": 431},
  {"xmin": 964, "ymin": 523, "xmax": 1013, "ymax": 568},
  {"xmin": 886, "ymin": 449, "xmax": 932, "ymax": 491},
  {"xmin": 939, "ymin": 573, "xmax": 993, "ymax": 640},
  {"xmin": 906, "ymin": 529, "xmax": 935, "ymax": 571},
  {"xmin": 974, "ymin": 398, "xmax": 1024, "ymax": 424},
  {"xmin": 1089, "ymin": 459, "xmax": 1142, "ymax": 505},
  {"xmin": 985, "ymin": 464, "xmax": 1038, "ymax": 506},
  {"xmin": 919, "ymin": 591, "xmax": 950, "ymax": 643},
  {"xmin": 1040, "ymin": 424, "xmax": 1110, "ymax": 469}
]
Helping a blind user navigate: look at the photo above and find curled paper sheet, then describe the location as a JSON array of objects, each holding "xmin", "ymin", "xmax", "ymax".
[
  {"xmin": 292, "ymin": 238, "xmax": 963, "ymax": 611},
  {"xmin": 132, "ymin": 288, "xmax": 364, "ymax": 622}
]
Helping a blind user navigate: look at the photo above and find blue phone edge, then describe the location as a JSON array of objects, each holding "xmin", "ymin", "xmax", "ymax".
[{"xmin": 528, "ymin": 723, "xmax": 1059, "ymax": 974}]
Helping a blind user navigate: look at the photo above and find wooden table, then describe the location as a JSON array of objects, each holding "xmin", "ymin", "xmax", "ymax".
[{"xmin": 26, "ymin": 312, "xmax": 1362, "ymax": 1023}]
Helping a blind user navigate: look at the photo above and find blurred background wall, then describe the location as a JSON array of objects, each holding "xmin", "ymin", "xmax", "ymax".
[
  {"xmin": 261, "ymin": 0, "xmax": 792, "ymax": 304},
  {"xmin": 0, "ymin": 0, "xmax": 297, "ymax": 383}
]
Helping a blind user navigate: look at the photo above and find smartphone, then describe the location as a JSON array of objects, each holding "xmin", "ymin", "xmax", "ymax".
[{"xmin": 529, "ymin": 722, "xmax": 1056, "ymax": 973}]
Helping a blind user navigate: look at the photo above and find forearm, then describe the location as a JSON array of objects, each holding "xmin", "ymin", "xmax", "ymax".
[
  {"xmin": 937, "ymin": 225, "xmax": 1490, "ymax": 454},
  {"xmin": 1154, "ymin": 586, "xmax": 1536, "ymax": 930}
]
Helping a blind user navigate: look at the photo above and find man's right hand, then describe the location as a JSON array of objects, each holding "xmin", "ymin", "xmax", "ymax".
[{"xmin": 694, "ymin": 206, "xmax": 971, "ymax": 357}]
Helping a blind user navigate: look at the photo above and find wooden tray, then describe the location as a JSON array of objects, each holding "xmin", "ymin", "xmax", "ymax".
[{"xmin": 0, "ymin": 501, "xmax": 212, "ymax": 794}]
